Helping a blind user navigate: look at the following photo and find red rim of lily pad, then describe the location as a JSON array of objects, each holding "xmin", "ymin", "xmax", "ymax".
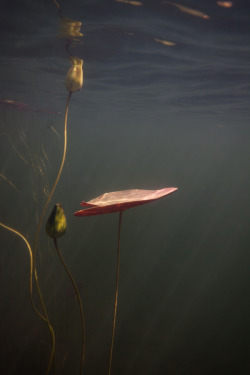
[{"xmin": 74, "ymin": 187, "xmax": 178, "ymax": 216}]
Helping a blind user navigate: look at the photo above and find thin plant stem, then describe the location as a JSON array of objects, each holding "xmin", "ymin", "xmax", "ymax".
[
  {"xmin": 53, "ymin": 238, "xmax": 85, "ymax": 375},
  {"xmin": 0, "ymin": 222, "xmax": 55, "ymax": 375},
  {"xmin": 32, "ymin": 91, "xmax": 72, "ymax": 374},
  {"xmin": 0, "ymin": 222, "xmax": 38, "ymax": 316},
  {"xmin": 33, "ymin": 91, "xmax": 72, "ymax": 257},
  {"xmin": 33, "ymin": 268, "xmax": 56, "ymax": 375},
  {"xmin": 108, "ymin": 210, "xmax": 123, "ymax": 375}
]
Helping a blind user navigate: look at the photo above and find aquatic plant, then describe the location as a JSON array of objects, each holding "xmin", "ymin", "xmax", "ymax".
[
  {"xmin": 46, "ymin": 203, "xmax": 85, "ymax": 375},
  {"xmin": 0, "ymin": 221, "xmax": 56, "ymax": 375},
  {"xmin": 1, "ymin": 5, "xmax": 84, "ymax": 374},
  {"xmin": 28, "ymin": 50, "xmax": 83, "ymax": 375},
  {"xmin": 74, "ymin": 187, "xmax": 178, "ymax": 375},
  {"xmin": 30, "ymin": 5, "xmax": 84, "ymax": 372},
  {"xmin": 1, "ymin": 1, "xmax": 179, "ymax": 373}
]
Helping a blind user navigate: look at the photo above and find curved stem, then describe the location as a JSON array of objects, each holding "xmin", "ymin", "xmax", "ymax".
[
  {"xmin": 33, "ymin": 269, "xmax": 56, "ymax": 375},
  {"xmin": 53, "ymin": 238, "xmax": 85, "ymax": 375},
  {"xmin": 0, "ymin": 222, "xmax": 55, "ymax": 375},
  {"xmin": 0, "ymin": 222, "xmax": 39, "ymax": 317},
  {"xmin": 108, "ymin": 210, "xmax": 123, "ymax": 375},
  {"xmin": 32, "ymin": 91, "xmax": 72, "ymax": 374},
  {"xmin": 33, "ymin": 91, "xmax": 71, "ymax": 257}
]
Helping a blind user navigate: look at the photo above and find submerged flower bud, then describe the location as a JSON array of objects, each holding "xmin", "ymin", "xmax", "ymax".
[
  {"xmin": 46, "ymin": 203, "xmax": 67, "ymax": 238},
  {"xmin": 66, "ymin": 57, "xmax": 83, "ymax": 92}
]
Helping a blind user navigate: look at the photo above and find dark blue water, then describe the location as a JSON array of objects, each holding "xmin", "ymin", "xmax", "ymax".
[{"xmin": 0, "ymin": 0, "xmax": 250, "ymax": 374}]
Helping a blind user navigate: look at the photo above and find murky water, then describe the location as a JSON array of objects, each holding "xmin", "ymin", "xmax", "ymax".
[{"xmin": 0, "ymin": 0, "xmax": 250, "ymax": 374}]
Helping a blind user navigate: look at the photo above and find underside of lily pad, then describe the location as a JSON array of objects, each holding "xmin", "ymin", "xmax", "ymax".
[{"xmin": 74, "ymin": 187, "xmax": 178, "ymax": 216}]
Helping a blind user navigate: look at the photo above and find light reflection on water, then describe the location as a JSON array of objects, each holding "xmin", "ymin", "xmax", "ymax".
[{"xmin": 0, "ymin": 0, "xmax": 250, "ymax": 374}]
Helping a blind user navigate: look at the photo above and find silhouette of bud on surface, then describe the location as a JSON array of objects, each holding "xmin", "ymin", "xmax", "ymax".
[
  {"xmin": 58, "ymin": 16, "xmax": 83, "ymax": 39},
  {"xmin": 66, "ymin": 57, "xmax": 83, "ymax": 92},
  {"xmin": 46, "ymin": 203, "xmax": 66, "ymax": 238}
]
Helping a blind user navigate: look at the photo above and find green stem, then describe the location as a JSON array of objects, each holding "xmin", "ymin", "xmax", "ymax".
[
  {"xmin": 33, "ymin": 91, "xmax": 71, "ymax": 255},
  {"xmin": 0, "ymin": 222, "xmax": 41, "ymax": 318},
  {"xmin": 108, "ymin": 210, "xmax": 123, "ymax": 375},
  {"xmin": 32, "ymin": 91, "xmax": 72, "ymax": 374},
  {"xmin": 0, "ymin": 222, "xmax": 55, "ymax": 375},
  {"xmin": 53, "ymin": 238, "xmax": 85, "ymax": 375}
]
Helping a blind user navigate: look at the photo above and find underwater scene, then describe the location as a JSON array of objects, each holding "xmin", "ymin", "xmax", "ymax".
[{"xmin": 0, "ymin": 0, "xmax": 250, "ymax": 374}]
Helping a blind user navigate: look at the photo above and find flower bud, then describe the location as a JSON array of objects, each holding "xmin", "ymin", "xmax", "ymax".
[
  {"xmin": 46, "ymin": 203, "xmax": 66, "ymax": 238},
  {"xmin": 66, "ymin": 57, "xmax": 83, "ymax": 92}
]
